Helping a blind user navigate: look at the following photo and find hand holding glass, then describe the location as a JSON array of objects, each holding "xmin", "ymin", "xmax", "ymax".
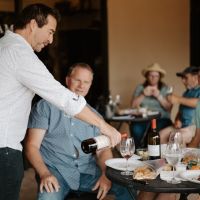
[{"xmin": 120, "ymin": 137, "xmax": 135, "ymax": 175}]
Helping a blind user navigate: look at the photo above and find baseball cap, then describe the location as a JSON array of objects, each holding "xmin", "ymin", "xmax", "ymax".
[{"xmin": 176, "ymin": 66, "xmax": 199, "ymax": 77}]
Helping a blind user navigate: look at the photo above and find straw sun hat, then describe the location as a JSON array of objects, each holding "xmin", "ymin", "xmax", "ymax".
[{"xmin": 142, "ymin": 63, "xmax": 166, "ymax": 78}]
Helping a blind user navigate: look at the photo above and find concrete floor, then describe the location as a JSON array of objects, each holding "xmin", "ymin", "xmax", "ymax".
[{"xmin": 19, "ymin": 168, "xmax": 199, "ymax": 200}]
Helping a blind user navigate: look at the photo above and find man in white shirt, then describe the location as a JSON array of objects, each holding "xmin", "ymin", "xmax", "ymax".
[{"xmin": 0, "ymin": 4, "xmax": 120, "ymax": 200}]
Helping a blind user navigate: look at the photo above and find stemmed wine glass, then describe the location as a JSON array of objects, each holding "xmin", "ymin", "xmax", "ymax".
[
  {"xmin": 120, "ymin": 137, "xmax": 135, "ymax": 175},
  {"xmin": 169, "ymin": 129, "xmax": 183, "ymax": 147},
  {"xmin": 164, "ymin": 132, "xmax": 182, "ymax": 184},
  {"xmin": 169, "ymin": 129, "xmax": 185, "ymax": 155}
]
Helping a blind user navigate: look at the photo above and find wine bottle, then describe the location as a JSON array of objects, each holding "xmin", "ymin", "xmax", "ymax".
[
  {"xmin": 81, "ymin": 133, "xmax": 127, "ymax": 154},
  {"xmin": 147, "ymin": 119, "xmax": 161, "ymax": 160}
]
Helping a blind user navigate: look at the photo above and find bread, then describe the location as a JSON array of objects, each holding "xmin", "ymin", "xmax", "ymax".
[
  {"xmin": 162, "ymin": 164, "xmax": 173, "ymax": 171},
  {"xmin": 133, "ymin": 165, "xmax": 157, "ymax": 180}
]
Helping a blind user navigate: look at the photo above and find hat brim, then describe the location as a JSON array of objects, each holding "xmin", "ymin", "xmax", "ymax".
[{"xmin": 142, "ymin": 69, "xmax": 166, "ymax": 77}]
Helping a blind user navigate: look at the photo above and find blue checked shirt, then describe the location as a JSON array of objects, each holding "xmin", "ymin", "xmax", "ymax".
[
  {"xmin": 179, "ymin": 86, "xmax": 200, "ymax": 128},
  {"xmin": 28, "ymin": 99, "xmax": 100, "ymax": 190}
]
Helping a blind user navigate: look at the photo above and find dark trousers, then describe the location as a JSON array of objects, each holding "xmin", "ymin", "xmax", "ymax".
[{"xmin": 0, "ymin": 147, "xmax": 24, "ymax": 200}]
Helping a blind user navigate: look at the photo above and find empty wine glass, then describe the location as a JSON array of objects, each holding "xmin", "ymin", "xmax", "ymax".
[
  {"xmin": 120, "ymin": 137, "xmax": 135, "ymax": 175},
  {"xmin": 164, "ymin": 139, "xmax": 182, "ymax": 184},
  {"xmin": 169, "ymin": 129, "xmax": 185, "ymax": 152}
]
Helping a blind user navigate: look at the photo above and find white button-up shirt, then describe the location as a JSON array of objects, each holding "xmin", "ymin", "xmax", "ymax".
[{"xmin": 0, "ymin": 31, "xmax": 86, "ymax": 151}]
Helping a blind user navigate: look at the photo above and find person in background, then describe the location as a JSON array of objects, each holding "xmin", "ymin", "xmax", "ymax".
[
  {"xmin": 0, "ymin": 4, "xmax": 120, "ymax": 200},
  {"xmin": 160, "ymin": 66, "xmax": 200, "ymax": 146},
  {"xmin": 189, "ymin": 101, "xmax": 200, "ymax": 147},
  {"xmin": 25, "ymin": 63, "xmax": 134, "ymax": 200},
  {"xmin": 130, "ymin": 63, "xmax": 172, "ymax": 148}
]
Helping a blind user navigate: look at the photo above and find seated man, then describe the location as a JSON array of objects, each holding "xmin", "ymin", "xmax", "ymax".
[
  {"xmin": 160, "ymin": 66, "xmax": 200, "ymax": 146},
  {"xmin": 25, "ymin": 63, "xmax": 134, "ymax": 200}
]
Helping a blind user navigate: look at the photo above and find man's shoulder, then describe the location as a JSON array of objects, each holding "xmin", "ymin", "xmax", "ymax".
[
  {"xmin": 87, "ymin": 104, "xmax": 102, "ymax": 117},
  {"xmin": 34, "ymin": 99, "xmax": 59, "ymax": 112}
]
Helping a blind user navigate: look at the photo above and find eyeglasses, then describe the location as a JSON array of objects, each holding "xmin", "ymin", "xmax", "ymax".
[{"xmin": 148, "ymin": 75, "xmax": 160, "ymax": 78}]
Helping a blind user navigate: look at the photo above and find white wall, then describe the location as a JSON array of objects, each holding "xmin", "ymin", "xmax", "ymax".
[{"xmin": 108, "ymin": 0, "xmax": 189, "ymax": 121}]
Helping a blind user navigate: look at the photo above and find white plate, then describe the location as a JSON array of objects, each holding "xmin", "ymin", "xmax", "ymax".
[
  {"xmin": 130, "ymin": 154, "xmax": 141, "ymax": 160},
  {"xmin": 147, "ymin": 111, "xmax": 159, "ymax": 116},
  {"xmin": 179, "ymin": 170, "xmax": 200, "ymax": 184},
  {"xmin": 105, "ymin": 158, "xmax": 143, "ymax": 171},
  {"xmin": 111, "ymin": 115, "xmax": 135, "ymax": 120}
]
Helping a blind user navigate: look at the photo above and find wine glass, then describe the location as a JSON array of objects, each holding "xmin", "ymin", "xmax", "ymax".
[
  {"xmin": 120, "ymin": 137, "xmax": 135, "ymax": 175},
  {"xmin": 169, "ymin": 129, "xmax": 181, "ymax": 143},
  {"xmin": 169, "ymin": 129, "xmax": 185, "ymax": 153},
  {"xmin": 164, "ymin": 140, "xmax": 182, "ymax": 184}
]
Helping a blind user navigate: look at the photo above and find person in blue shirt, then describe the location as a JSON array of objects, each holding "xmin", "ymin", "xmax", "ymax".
[
  {"xmin": 25, "ymin": 63, "xmax": 134, "ymax": 200},
  {"xmin": 160, "ymin": 66, "xmax": 200, "ymax": 146}
]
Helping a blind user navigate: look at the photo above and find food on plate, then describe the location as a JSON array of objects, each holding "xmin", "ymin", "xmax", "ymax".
[
  {"xmin": 182, "ymin": 154, "xmax": 198, "ymax": 165},
  {"xmin": 162, "ymin": 164, "xmax": 173, "ymax": 171},
  {"xmin": 190, "ymin": 165, "xmax": 200, "ymax": 170},
  {"xmin": 133, "ymin": 165, "xmax": 157, "ymax": 180},
  {"xmin": 136, "ymin": 148, "xmax": 149, "ymax": 160},
  {"xmin": 181, "ymin": 150, "xmax": 200, "ymax": 170}
]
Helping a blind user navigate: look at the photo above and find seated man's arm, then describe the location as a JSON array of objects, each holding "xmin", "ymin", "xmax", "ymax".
[
  {"xmin": 168, "ymin": 94, "xmax": 199, "ymax": 108},
  {"xmin": 25, "ymin": 128, "xmax": 60, "ymax": 193},
  {"xmin": 92, "ymin": 149, "xmax": 113, "ymax": 200}
]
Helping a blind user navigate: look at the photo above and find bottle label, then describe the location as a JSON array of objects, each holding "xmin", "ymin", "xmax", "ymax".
[
  {"xmin": 148, "ymin": 145, "xmax": 160, "ymax": 156},
  {"xmin": 95, "ymin": 135, "xmax": 110, "ymax": 150}
]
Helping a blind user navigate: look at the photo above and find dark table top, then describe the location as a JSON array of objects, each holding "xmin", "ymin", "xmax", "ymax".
[
  {"xmin": 105, "ymin": 112, "xmax": 161, "ymax": 123},
  {"xmin": 106, "ymin": 166, "xmax": 200, "ymax": 194}
]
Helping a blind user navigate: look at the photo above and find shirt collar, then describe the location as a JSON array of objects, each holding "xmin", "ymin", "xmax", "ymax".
[{"xmin": 6, "ymin": 30, "xmax": 34, "ymax": 52}]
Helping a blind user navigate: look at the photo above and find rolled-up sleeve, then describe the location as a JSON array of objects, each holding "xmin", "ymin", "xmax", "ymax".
[{"xmin": 10, "ymin": 45, "xmax": 86, "ymax": 116}]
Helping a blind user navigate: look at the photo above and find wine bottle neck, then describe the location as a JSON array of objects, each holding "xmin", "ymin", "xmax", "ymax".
[{"xmin": 151, "ymin": 119, "xmax": 156, "ymax": 130}]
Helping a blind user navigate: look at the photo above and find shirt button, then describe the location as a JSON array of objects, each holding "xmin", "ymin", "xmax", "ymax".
[
  {"xmin": 73, "ymin": 154, "xmax": 76, "ymax": 158},
  {"xmin": 71, "ymin": 122, "xmax": 74, "ymax": 126},
  {"xmin": 70, "ymin": 134, "xmax": 73, "ymax": 137}
]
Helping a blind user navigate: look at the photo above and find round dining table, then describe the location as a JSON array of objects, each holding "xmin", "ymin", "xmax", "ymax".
[{"xmin": 106, "ymin": 166, "xmax": 200, "ymax": 200}]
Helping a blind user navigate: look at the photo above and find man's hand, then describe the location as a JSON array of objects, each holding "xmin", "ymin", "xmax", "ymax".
[
  {"xmin": 100, "ymin": 122, "xmax": 121, "ymax": 147},
  {"xmin": 92, "ymin": 175, "xmax": 111, "ymax": 200},
  {"xmin": 174, "ymin": 119, "xmax": 182, "ymax": 129},
  {"xmin": 39, "ymin": 172, "xmax": 60, "ymax": 193}
]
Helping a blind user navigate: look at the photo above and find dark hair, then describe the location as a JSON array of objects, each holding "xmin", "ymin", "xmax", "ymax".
[
  {"xmin": 14, "ymin": 3, "xmax": 60, "ymax": 31},
  {"xmin": 67, "ymin": 63, "xmax": 94, "ymax": 77}
]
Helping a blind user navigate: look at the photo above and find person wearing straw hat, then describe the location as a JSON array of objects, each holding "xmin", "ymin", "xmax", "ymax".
[{"xmin": 130, "ymin": 63, "xmax": 172, "ymax": 148}]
